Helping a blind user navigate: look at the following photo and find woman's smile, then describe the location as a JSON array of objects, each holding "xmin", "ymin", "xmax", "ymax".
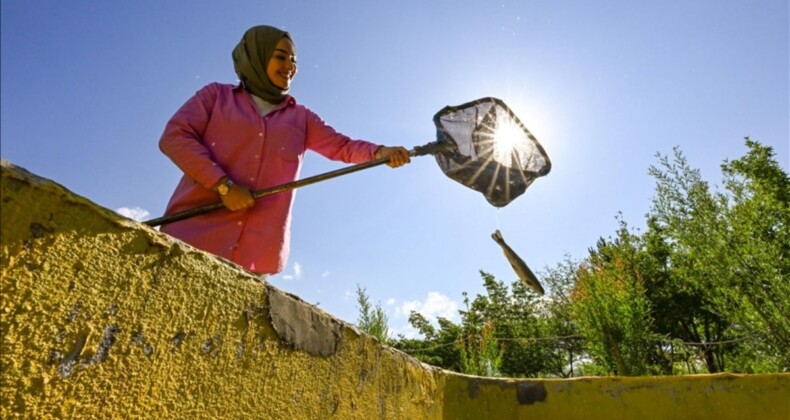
[{"xmin": 267, "ymin": 37, "xmax": 297, "ymax": 89}]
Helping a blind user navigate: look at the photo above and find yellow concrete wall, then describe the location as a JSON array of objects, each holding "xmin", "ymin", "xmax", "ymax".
[
  {"xmin": 439, "ymin": 372, "xmax": 789, "ymax": 419},
  {"xmin": 2, "ymin": 159, "xmax": 788, "ymax": 419}
]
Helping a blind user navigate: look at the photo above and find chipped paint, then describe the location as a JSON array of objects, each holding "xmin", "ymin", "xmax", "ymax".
[
  {"xmin": 267, "ymin": 287, "xmax": 342, "ymax": 357},
  {"xmin": 516, "ymin": 381, "xmax": 547, "ymax": 405},
  {"xmin": 2, "ymin": 159, "xmax": 789, "ymax": 419}
]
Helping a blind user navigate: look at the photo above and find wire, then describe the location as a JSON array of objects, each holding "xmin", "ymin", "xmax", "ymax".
[
  {"xmin": 397, "ymin": 334, "xmax": 755, "ymax": 355},
  {"xmin": 399, "ymin": 334, "xmax": 583, "ymax": 354}
]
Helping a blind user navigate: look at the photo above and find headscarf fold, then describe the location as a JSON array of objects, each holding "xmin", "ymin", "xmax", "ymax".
[{"xmin": 232, "ymin": 25, "xmax": 292, "ymax": 104}]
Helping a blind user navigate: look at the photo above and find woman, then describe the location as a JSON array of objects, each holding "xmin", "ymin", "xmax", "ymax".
[{"xmin": 159, "ymin": 25, "xmax": 410, "ymax": 276}]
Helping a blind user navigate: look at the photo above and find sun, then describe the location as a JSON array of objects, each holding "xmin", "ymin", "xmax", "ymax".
[{"xmin": 491, "ymin": 116, "xmax": 523, "ymax": 167}]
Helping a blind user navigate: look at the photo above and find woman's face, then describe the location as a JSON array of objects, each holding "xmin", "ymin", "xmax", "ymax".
[{"xmin": 267, "ymin": 37, "xmax": 297, "ymax": 89}]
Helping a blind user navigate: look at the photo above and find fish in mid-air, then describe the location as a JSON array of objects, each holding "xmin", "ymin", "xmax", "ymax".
[{"xmin": 491, "ymin": 230, "xmax": 545, "ymax": 296}]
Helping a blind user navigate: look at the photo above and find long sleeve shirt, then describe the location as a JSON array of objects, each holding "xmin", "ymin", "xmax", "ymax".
[{"xmin": 159, "ymin": 82, "xmax": 379, "ymax": 274}]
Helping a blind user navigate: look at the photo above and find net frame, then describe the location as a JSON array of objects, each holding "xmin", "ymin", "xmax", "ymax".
[{"xmin": 432, "ymin": 97, "xmax": 551, "ymax": 207}]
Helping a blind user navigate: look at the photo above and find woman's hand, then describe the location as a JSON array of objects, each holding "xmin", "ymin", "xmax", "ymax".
[
  {"xmin": 213, "ymin": 178, "xmax": 255, "ymax": 211},
  {"xmin": 222, "ymin": 184, "xmax": 255, "ymax": 211},
  {"xmin": 375, "ymin": 146, "xmax": 411, "ymax": 168}
]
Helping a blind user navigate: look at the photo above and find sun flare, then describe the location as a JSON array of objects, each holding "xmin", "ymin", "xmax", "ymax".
[{"xmin": 491, "ymin": 117, "xmax": 523, "ymax": 166}]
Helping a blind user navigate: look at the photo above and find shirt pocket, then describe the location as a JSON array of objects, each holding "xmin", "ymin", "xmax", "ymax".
[{"xmin": 270, "ymin": 124, "xmax": 305, "ymax": 163}]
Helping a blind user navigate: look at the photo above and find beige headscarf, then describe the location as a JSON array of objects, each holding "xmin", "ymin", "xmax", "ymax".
[{"xmin": 232, "ymin": 25, "xmax": 292, "ymax": 104}]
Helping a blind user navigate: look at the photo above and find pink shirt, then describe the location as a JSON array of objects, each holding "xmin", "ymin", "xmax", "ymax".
[{"xmin": 160, "ymin": 83, "xmax": 379, "ymax": 274}]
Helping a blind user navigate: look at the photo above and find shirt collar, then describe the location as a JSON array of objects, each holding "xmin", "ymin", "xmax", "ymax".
[{"xmin": 235, "ymin": 83, "xmax": 296, "ymax": 108}]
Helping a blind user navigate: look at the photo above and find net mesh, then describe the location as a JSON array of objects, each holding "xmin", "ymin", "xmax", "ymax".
[{"xmin": 433, "ymin": 97, "xmax": 551, "ymax": 207}]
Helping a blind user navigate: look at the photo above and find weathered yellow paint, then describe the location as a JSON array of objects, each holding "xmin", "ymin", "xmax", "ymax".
[
  {"xmin": 440, "ymin": 372, "xmax": 790, "ymax": 419},
  {"xmin": 2, "ymin": 160, "xmax": 789, "ymax": 419}
]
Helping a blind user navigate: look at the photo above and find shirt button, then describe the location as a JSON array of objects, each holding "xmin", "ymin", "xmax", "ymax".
[
  {"xmin": 238, "ymin": 221, "xmax": 243, "ymax": 226},
  {"xmin": 254, "ymin": 154, "xmax": 259, "ymax": 159},
  {"xmin": 249, "ymin": 177, "xmax": 255, "ymax": 182},
  {"xmin": 258, "ymin": 132, "xmax": 263, "ymax": 137}
]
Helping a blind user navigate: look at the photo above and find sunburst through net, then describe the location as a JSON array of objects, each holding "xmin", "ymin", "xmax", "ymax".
[{"xmin": 433, "ymin": 97, "xmax": 551, "ymax": 207}]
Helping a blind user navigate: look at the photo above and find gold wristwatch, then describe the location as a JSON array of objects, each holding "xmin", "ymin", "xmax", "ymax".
[{"xmin": 216, "ymin": 179, "xmax": 234, "ymax": 196}]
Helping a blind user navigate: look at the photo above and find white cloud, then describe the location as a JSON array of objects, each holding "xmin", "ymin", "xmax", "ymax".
[
  {"xmin": 343, "ymin": 290, "xmax": 353, "ymax": 300},
  {"xmin": 279, "ymin": 262, "xmax": 302, "ymax": 281},
  {"xmin": 387, "ymin": 292, "xmax": 459, "ymax": 340},
  {"xmin": 389, "ymin": 323, "xmax": 421, "ymax": 339},
  {"xmin": 395, "ymin": 292, "xmax": 459, "ymax": 322},
  {"xmin": 116, "ymin": 206, "xmax": 150, "ymax": 221},
  {"xmin": 320, "ymin": 271, "xmax": 330, "ymax": 278}
]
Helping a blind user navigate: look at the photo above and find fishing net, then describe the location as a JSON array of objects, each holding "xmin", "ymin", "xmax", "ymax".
[{"xmin": 433, "ymin": 97, "xmax": 551, "ymax": 207}]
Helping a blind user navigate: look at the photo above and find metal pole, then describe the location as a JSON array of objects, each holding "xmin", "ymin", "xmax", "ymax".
[{"xmin": 144, "ymin": 141, "xmax": 449, "ymax": 227}]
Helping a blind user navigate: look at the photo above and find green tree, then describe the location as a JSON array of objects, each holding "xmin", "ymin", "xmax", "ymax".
[
  {"xmin": 571, "ymin": 221, "xmax": 662, "ymax": 376},
  {"xmin": 393, "ymin": 271, "xmax": 551, "ymax": 377},
  {"xmin": 540, "ymin": 257, "xmax": 585, "ymax": 377},
  {"xmin": 355, "ymin": 284, "xmax": 390, "ymax": 344},
  {"xmin": 646, "ymin": 140, "xmax": 789, "ymax": 372},
  {"xmin": 458, "ymin": 320, "xmax": 504, "ymax": 376},
  {"xmin": 716, "ymin": 139, "xmax": 789, "ymax": 369},
  {"xmin": 457, "ymin": 271, "xmax": 552, "ymax": 377},
  {"xmin": 391, "ymin": 311, "xmax": 463, "ymax": 371},
  {"xmin": 647, "ymin": 147, "xmax": 737, "ymax": 373}
]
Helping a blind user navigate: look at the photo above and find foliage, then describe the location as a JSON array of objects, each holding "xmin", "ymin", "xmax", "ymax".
[
  {"xmin": 355, "ymin": 284, "xmax": 390, "ymax": 344},
  {"xmin": 537, "ymin": 257, "xmax": 585, "ymax": 377},
  {"xmin": 459, "ymin": 272, "xmax": 548, "ymax": 377},
  {"xmin": 647, "ymin": 139, "xmax": 789, "ymax": 371},
  {"xmin": 385, "ymin": 139, "xmax": 788, "ymax": 376},
  {"xmin": 390, "ymin": 312, "xmax": 463, "ymax": 370},
  {"xmin": 646, "ymin": 147, "xmax": 736, "ymax": 372},
  {"xmin": 571, "ymin": 220, "xmax": 665, "ymax": 375},
  {"xmin": 717, "ymin": 139, "xmax": 790, "ymax": 367},
  {"xmin": 458, "ymin": 320, "xmax": 504, "ymax": 376}
]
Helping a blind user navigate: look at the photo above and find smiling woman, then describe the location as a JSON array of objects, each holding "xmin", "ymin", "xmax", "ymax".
[{"xmin": 157, "ymin": 24, "xmax": 412, "ymax": 276}]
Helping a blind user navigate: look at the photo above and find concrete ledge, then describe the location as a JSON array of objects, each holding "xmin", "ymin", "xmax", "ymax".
[
  {"xmin": 2, "ymin": 160, "xmax": 788, "ymax": 419},
  {"xmin": 440, "ymin": 372, "xmax": 789, "ymax": 419}
]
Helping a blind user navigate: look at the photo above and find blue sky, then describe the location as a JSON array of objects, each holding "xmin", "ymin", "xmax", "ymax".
[{"xmin": 2, "ymin": 0, "xmax": 787, "ymax": 337}]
